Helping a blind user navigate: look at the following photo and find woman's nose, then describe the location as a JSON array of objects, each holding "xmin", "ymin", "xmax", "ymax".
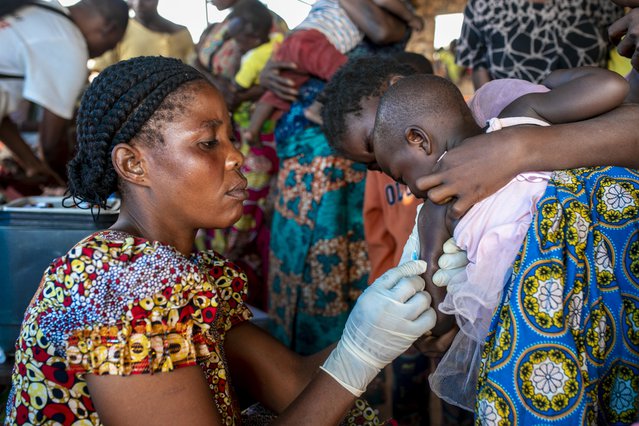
[{"xmin": 227, "ymin": 144, "xmax": 244, "ymax": 170}]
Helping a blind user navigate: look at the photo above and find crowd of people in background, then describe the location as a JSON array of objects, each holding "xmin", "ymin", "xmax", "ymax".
[{"xmin": 1, "ymin": 0, "xmax": 639, "ymax": 424}]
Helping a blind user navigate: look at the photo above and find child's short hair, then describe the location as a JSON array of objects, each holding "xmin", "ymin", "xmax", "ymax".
[
  {"xmin": 321, "ymin": 55, "xmax": 416, "ymax": 154},
  {"xmin": 374, "ymin": 74, "xmax": 469, "ymax": 150}
]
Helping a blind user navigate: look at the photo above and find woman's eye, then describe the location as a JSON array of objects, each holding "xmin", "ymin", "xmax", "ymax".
[{"xmin": 199, "ymin": 140, "xmax": 218, "ymax": 150}]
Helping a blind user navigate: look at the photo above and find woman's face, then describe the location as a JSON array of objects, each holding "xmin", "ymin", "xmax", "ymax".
[{"xmin": 142, "ymin": 81, "xmax": 247, "ymax": 231}]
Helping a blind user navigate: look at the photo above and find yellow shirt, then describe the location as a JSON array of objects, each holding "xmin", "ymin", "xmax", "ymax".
[
  {"xmin": 91, "ymin": 19, "xmax": 195, "ymax": 71},
  {"xmin": 234, "ymin": 33, "xmax": 284, "ymax": 89}
]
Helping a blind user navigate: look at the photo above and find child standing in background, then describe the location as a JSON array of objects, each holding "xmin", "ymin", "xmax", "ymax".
[{"xmin": 242, "ymin": 0, "xmax": 423, "ymax": 144}]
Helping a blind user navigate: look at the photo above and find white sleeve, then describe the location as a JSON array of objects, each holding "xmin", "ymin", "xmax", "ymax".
[
  {"xmin": 398, "ymin": 204, "xmax": 423, "ymax": 265},
  {"xmin": 22, "ymin": 32, "xmax": 88, "ymax": 119}
]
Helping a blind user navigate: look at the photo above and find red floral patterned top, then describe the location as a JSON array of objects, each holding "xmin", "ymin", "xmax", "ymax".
[{"xmin": 5, "ymin": 230, "xmax": 252, "ymax": 425}]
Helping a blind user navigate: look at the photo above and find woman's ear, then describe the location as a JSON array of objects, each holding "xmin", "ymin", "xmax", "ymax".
[
  {"xmin": 404, "ymin": 126, "xmax": 432, "ymax": 155},
  {"xmin": 112, "ymin": 143, "xmax": 150, "ymax": 187}
]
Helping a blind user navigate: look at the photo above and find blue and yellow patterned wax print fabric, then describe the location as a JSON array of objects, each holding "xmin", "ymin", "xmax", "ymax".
[{"xmin": 476, "ymin": 167, "xmax": 639, "ymax": 425}]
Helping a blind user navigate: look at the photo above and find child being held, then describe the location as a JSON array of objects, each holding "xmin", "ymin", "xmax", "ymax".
[
  {"xmin": 372, "ymin": 67, "xmax": 639, "ymax": 422},
  {"xmin": 242, "ymin": 0, "xmax": 423, "ymax": 144}
]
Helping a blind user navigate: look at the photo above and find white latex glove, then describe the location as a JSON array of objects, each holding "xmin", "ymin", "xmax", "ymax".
[
  {"xmin": 398, "ymin": 206, "xmax": 469, "ymax": 288},
  {"xmin": 321, "ymin": 260, "xmax": 436, "ymax": 396},
  {"xmin": 432, "ymin": 237, "xmax": 469, "ymax": 287}
]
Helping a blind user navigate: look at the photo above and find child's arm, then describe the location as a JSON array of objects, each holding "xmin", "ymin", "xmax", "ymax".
[
  {"xmin": 243, "ymin": 101, "xmax": 274, "ymax": 147},
  {"xmin": 499, "ymin": 67, "xmax": 629, "ymax": 124},
  {"xmin": 230, "ymin": 82, "xmax": 266, "ymax": 110},
  {"xmin": 417, "ymin": 200, "xmax": 456, "ymax": 337},
  {"xmin": 339, "ymin": 0, "xmax": 408, "ymax": 45},
  {"xmin": 369, "ymin": 0, "xmax": 423, "ymax": 31}
]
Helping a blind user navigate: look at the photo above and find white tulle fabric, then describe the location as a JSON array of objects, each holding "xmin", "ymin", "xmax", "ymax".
[{"xmin": 429, "ymin": 117, "xmax": 552, "ymax": 411}]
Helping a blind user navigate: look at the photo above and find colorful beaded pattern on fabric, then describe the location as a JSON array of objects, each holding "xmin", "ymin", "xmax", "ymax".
[{"xmin": 5, "ymin": 230, "xmax": 251, "ymax": 425}]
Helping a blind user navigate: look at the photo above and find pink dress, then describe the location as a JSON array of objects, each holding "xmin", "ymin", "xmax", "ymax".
[{"xmin": 429, "ymin": 116, "xmax": 552, "ymax": 410}]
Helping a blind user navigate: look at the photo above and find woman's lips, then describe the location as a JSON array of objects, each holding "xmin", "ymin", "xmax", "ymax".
[{"xmin": 227, "ymin": 182, "xmax": 248, "ymax": 200}]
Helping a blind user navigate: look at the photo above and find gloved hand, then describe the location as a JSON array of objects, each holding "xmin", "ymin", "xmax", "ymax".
[
  {"xmin": 398, "ymin": 207, "xmax": 469, "ymax": 288},
  {"xmin": 320, "ymin": 260, "xmax": 436, "ymax": 396},
  {"xmin": 432, "ymin": 237, "xmax": 469, "ymax": 287}
]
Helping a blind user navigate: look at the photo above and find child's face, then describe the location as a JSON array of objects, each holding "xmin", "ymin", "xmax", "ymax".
[
  {"xmin": 139, "ymin": 81, "xmax": 248, "ymax": 231},
  {"xmin": 235, "ymin": 30, "xmax": 267, "ymax": 54},
  {"xmin": 374, "ymin": 127, "xmax": 436, "ymax": 199},
  {"xmin": 339, "ymin": 97, "xmax": 381, "ymax": 170}
]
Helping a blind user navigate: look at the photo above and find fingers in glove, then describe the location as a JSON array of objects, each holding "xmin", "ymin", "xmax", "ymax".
[
  {"xmin": 390, "ymin": 276, "xmax": 426, "ymax": 302},
  {"xmin": 409, "ymin": 306, "xmax": 437, "ymax": 336},
  {"xmin": 374, "ymin": 260, "xmax": 427, "ymax": 290},
  {"xmin": 437, "ymin": 251, "xmax": 469, "ymax": 270},
  {"xmin": 432, "ymin": 267, "xmax": 464, "ymax": 287},
  {"xmin": 401, "ymin": 291, "xmax": 432, "ymax": 320},
  {"xmin": 442, "ymin": 237, "xmax": 461, "ymax": 253}
]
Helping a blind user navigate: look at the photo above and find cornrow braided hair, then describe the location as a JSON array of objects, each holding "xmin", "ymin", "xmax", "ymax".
[{"xmin": 67, "ymin": 56, "xmax": 205, "ymax": 209}]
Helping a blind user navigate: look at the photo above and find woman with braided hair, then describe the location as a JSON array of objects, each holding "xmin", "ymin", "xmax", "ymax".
[{"xmin": 4, "ymin": 56, "xmax": 439, "ymax": 425}]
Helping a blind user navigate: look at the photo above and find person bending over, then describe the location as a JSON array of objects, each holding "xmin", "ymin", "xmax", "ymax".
[{"xmin": 0, "ymin": 0, "xmax": 128, "ymax": 183}]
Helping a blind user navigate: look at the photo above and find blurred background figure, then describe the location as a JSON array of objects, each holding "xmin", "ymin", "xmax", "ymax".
[
  {"xmin": 456, "ymin": 0, "xmax": 624, "ymax": 90},
  {"xmin": 90, "ymin": 0, "xmax": 195, "ymax": 74},
  {"xmin": 192, "ymin": 0, "xmax": 287, "ymax": 310},
  {"xmin": 0, "ymin": 0, "xmax": 128, "ymax": 197},
  {"xmin": 433, "ymin": 39, "xmax": 466, "ymax": 84}
]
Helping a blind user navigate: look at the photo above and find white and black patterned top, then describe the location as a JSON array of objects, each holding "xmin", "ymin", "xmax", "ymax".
[
  {"xmin": 456, "ymin": 0, "xmax": 624, "ymax": 84},
  {"xmin": 296, "ymin": 0, "xmax": 364, "ymax": 54}
]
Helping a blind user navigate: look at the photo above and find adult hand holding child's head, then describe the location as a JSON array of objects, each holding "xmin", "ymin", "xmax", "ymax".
[{"xmin": 415, "ymin": 128, "xmax": 527, "ymax": 219}]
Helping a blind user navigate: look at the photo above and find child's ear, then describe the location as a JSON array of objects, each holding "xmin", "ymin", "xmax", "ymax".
[
  {"xmin": 404, "ymin": 126, "xmax": 432, "ymax": 155},
  {"xmin": 112, "ymin": 143, "xmax": 150, "ymax": 187}
]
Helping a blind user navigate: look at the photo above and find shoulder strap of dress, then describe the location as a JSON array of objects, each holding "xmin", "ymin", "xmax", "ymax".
[{"xmin": 485, "ymin": 116, "xmax": 551, "ymax": 132}]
